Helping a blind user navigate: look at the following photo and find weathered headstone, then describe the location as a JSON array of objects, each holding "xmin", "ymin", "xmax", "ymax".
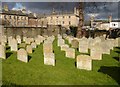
[
  {"xmin": 79, "ymin": 38, "xmax": 88, "ymax": 53},
  {"xmin": 77, "ymin": 55, "xmax": 92, "ymax": 70},
  {"xmin": 10, "ymin": 39, "xmax": 17, "ymax": 51},
  {"xmin": 16, "ymin": 35, "xmax": 21, "ymax": 44},
  {"xmin": 44, "ymin": 53, "xmax": 55, "ymax": 66},
  {"xmin": 58, "ymin": 39, "xmax": 65, "ymax": 46},
  {"xmin": 61, "ymin": 44, "xmax": 69, "ymax": 51},
  {"xmin": 43, "ymin": 42, "xmax": 53, "ymax": 53},
  {"xmin": 0, "ymin": 45, "xmax": 6, "ymax": 59},
  {"xmin": 90, "ymin": 43, "xmax": 102, "ymax": 60},
  {"xmin": 17, "ymin": 49, "xmax": 28, "ymax": 63},
  {"xmin": 71, "ymin": 39, "xmax": 79, "ymax": 48},
  {"xmin": 26, "ymin": 45, "xmax": 32, "ymax": 53},
  {"xmin": 65, "ymin": 48, "xmax": 75, "ymax": 59}
]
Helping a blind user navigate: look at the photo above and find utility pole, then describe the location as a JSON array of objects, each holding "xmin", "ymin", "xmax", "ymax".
[{"xmin": 76, "ymin": 2, "xmax": 84, "ymax": 38}]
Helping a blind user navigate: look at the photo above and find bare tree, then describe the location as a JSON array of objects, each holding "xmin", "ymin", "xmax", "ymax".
[{"xmin": 76, "ymin": 2, "xmax": 84, "ymax": 38}]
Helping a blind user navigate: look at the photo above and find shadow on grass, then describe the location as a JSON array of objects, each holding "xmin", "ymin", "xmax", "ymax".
[
  {"xmin": 98, "ymin": 66, "xmax": 120, "ymax": 85},
  {"xmin": 2, "ymin": 81, "xmax": 17, "ymax": 87},
  {"xmin": 113, "ymin": 57, "xmax": 120, "ymax": 61},
  {"xmin": 6, "ymin": 46, "xmax": 10, "ymax": 51},
  {"xmin": 116, "ymin": 47, "xmax": 120, "ymax": 49},
  {"xmin": 6, "ymin": 52, "xmax": 13, "ymax": 59},
  {"xmin": 28, "ymin": 55, "xmax": 32, "ymax": 62}
]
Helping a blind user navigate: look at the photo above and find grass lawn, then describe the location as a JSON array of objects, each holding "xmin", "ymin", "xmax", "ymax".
[{"xmin": 1, "ymin": 38, "xmax": 120, "ymax": 86}]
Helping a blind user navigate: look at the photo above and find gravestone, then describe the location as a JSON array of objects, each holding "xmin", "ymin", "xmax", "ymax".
[
  {"xmin": 25, "ymin": 38, "xmax": 31, "ymax": 44},
  {"xmin": 26, "ymin": 45, "xmax": 32, "ymax": 53},
  {"xmin": 0, "ymin": 45, "xmax": 6, "ymax": 59},
  {"xmin": 79, "ymin": 38, "xmax": 88, "ymax": 53},
  {"xmin": 71, "ymin": 39, "xmax": 79, "ymax": 48},
  {"xmin": 19, "ymin": 43, "xmax": 26, "ymax": 48},
  {"xmin": 61, "ymin": 44, "xmax": 69, "ymax": 51},
  {"xmin": 8, "ymin": 36, "xmax": 13, "ymax": 46},
  {"xmin": 35, "ymin": 38, "xmax": 40, "ymax": 45},
  {"xmin": 31, "ymin": 42, "xmax": 37, "ymax": 48},
  {"xmin": 43, "ymin": 42, "xmax": 53, "ymax": 53},
  {"xmin": 65, "ymin": 48, "xmax": 75, "ymax": 59},
  {"xmin": 101, "ymin": 41, "xmax": 110, "ymax": 54},
  {"xmin": 58, "ymin": 39, "xmax": 65, "ymax": 46},
  {"xmin": 44, "ymin": 53, "xmax": 55, "ymax": 66},
  {"xmin": 17, "ymin": 48, "xmax": 28, "ymax": 63},
  {"xmin": 77, "ymin": 55, "xmax": 92, "ymax": 71},
  {"xmin": 90, "ymin": 43, "xmax": 102, "ymax": 60},
  {"xmin": 16, "ymin": 35, "xmax": 21, "ymax": 44},
  {"xmin": 11, "ymin": 39, "xmax": 17, "ymax": 51}
]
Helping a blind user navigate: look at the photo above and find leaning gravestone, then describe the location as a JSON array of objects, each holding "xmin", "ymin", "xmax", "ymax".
[
  {"xmin": 44, "ymin": 53, "xmax": 55, "ymax": 66},
  {"xmin": 0, "ymin": 45, "xmax": 6, "ymax": 59},
  {"xmin": 90, "ymin": 43, "xmax": 102, "ymax": 60},
  {"xmin": 17, "ymin": 49, "xmax": 28, "ymax": 63},
  {"xmin": 11, "ymin": 39, "xmax": 18, "ymax": 51},
  {"xmin": 65, "ymin": 48, "xmax": 75, "ymax": 59},
  {"xmin": 71, "ymin": 39, "xmax": 79, "ymax": 48},
  {"xmin": 26, "ymin": 45, "xmax": 32, "ymax": 53},
  {"xmin": 77, "ymin": 55, "xmax": 92, "ymax": 71}
]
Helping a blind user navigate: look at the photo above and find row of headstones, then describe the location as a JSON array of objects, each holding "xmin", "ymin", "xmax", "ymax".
[
  {"xmin": 58, "ymin": 35, "xmax": 91, "ymax": 70},
  {"xmin": 60, "ymin": 35, "xmax": 120, "ymax": 71},
  {"xmin": 43, "ymin": 36, "xmax": 55, "ymax": 66},
  {"xmin": 0, "ymin": 35, "xmax": 45, "ymax": 63}
]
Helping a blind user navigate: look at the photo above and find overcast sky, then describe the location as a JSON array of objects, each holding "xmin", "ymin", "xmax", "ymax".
[{"xmin": 2, "ymin": 2, "xmax": 119, "ymax": 20}]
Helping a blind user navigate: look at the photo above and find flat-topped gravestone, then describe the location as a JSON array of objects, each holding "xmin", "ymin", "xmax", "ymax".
[
  {"xmin": 11, "ymin": 39, "xmax": 17, "ymax": 51},
  {"xmin": 31, "ymin": 42, "xmax": 37, "ymax": 48},
  {"xmin": 71, "ymin": 39, "xmax": 79, "ymax": 48},
  {"xmin": 79, "ymin": 38, "xmax": 88, "ymax": 53},
  {"xmin": 65, "ymin": 48, "xmax": 75, "ymax": 59},
  {"xmin": 26, "ymin": 45, "xmax": 32, "ymax": 53},
  {"xmin": 44, "ymin": 53, "xmax": 55, "ymax": 66},
  {"xmin": 61, "ymin": 44, "xmax": 69, "ymax": 51},
  {"xmin": 90, "ymin": 43, "xmax": 102, "ymax": 60},
  {"xmin": 0, "ymin": 45, "xmax": 6, "ymax": 59},
  {"xmin": 77, "ymin": 55, "xmax": 92, "ymax": 71},
  {"xmin": 17, "ymin": 49, "xmax": 28, "ymax": 63},
  {"xmin": 101, "ymin": 41, "xmax": 110, "ymax": 54}
]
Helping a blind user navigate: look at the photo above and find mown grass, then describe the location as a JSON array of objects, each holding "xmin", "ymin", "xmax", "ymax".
[{"xmin": 1, "ymin": 38, "xmax": 120, "ymax": 86}]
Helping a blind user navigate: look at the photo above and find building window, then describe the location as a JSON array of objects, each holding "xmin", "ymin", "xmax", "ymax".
[
  {"xmin": 63, "ymin": 21, "xmax": 64, "ymax": 24},
  {"xmin": 69, "ymin": 21, "xmax": 71, "ymax": 25},
  {"xmin": 9, "ymin": 16, "xmax": 11, "ymax": 19},
  {"xmin": 4, "ymin": 15, "xmax": 6, "ymax": 19}
]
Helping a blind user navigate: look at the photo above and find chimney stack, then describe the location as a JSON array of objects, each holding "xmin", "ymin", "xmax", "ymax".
[{"xmin": 108, "ymin": 15, "xmax": 112, "ymax": 23}]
